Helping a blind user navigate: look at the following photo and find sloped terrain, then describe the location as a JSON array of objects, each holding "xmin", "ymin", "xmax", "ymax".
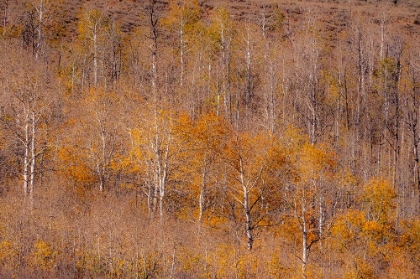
[
  {"xmin": 3, "ymin": 0, "xmax": 419, "ymax": 38},
  {"xmin": 1, "ymin": 0, "xmax": 420, "ymax": 278}
]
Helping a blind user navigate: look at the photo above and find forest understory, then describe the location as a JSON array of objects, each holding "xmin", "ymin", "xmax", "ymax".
[{"xmin": 1, "ymin": 0, "xmax": 420, "ymax": 278}]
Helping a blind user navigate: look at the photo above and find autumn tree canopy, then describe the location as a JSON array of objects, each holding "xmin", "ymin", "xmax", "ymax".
[{"xmin": 0, "ymin": 0, "xmax": 420, "ymax": 278}]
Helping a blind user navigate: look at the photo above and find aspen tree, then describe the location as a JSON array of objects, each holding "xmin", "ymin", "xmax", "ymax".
[
  {"xmin": 0, "ymin": 49, "xmax": 56, "ymax": 205},
  {"xmin": 173, "ymin": 112, "xmax": 229, "ymax": 228},
  {"xmin": 279, "ymin": 129, "xmax": 338, "ymax": 278},
  {"xmin": 32, "ymin": 0, "xmax": 45, "ymax": 59},
  {"xmin": 78, "ymin": 8, "xmax": 110, "ymax": 89},
  {"xmin": 232, "ymin": 21, "xmax": 263, "ymax": 128},
  {"xmin": 163, "ymin": 0, "xmax": 201, "ymax": 88},
  {"xmin": 130, "ymin": 108, "xmax": 175, "ymax": 218},
  {"xmin": 222, "ymin": 131, "xmax": 287, "ymax": 250},
  {"xmin": 211, "ymin": 7, "xmax": 234, "ymax": 122}
]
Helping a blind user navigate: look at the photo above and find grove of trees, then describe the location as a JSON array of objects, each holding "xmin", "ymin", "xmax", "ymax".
[{"xmin": 0, "ymin": 0, "xmax": 420, "ymax": 278}]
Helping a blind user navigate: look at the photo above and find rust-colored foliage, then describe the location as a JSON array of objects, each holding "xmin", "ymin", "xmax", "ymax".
[{"xmin": 1, "ymin": 0, "xmax": 420, "ymax": 277}]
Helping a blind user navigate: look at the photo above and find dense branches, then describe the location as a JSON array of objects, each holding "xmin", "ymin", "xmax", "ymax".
[{"xmin": 0, "ymin": 0, "xmax": 419, "ymax": 277}]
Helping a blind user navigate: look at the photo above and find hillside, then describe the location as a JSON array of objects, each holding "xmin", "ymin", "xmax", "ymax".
[
  {"xmin": 1, "ymin": 0, "xmax": 420, "ymax": 278},
  {"xmin": 3, "ymin": 0, "xmax": 420, "ymax": 36}
]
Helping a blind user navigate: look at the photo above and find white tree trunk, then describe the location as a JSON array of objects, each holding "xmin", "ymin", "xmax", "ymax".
[
  {"xmin": 35, "ymin": 0, "xmax": 44, "ymax": 60},
  {"xmin": 301, "ymin": 190, "xmax": 309, "ymax": 279},
  {"xmin": 29, "ymin": 112, "xmax": 36, "ymax": 202},
  {"xmin": 93, "ymin": 23, "xmax": 98, "ymax": 88},
  {"xmin": 23, "ymin": 111, "xmax": 30, "ymax": 196},
  {"xmin": 198, "ymin": 163, "xmax": 207, "ymax": 227},
  {"xmin": 239, "ymin": 157, "xmax": 253, "ymax": 250}
]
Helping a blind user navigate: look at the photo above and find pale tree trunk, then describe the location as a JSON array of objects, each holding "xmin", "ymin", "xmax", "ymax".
[
  {"xmin": 228, "ymin": 150, "xmax": 264, "ymax": 251},
  {"xmin": 36, "ymin": 0, "xmax": 44, "ymax": 60},
  {"xmin": 198, "ymin": 160, "xmax": 208, "ymax": 229},
  {"xmin": 245, "ymin": 26, "xmax": 252, "ymax": 119},
  {"xmin": 343, "ymin": 66, "xmax": 350, "ymax": 131},
  {"xmin": 93, "ymin": 101, "xmax": 116, "ymax": 192},
  {"xmin": 22, "ymin": 109, "xmax": 37, "ymax": 207},
  {"xmin": 158, "ymin": 140, "xmax": 169, "ymax": 219},
  {"xmin": 71, "ymin": 60, "xmax": 76, "ymax": 95},
  {"xmin": 356, "ymin": 26, "xmax": 365, "ymax": 132},
  {"xmin": 263, "ymin": 57, "xmax": 276, "ymax": 133},
  {"xmin": 281, "ymin": 57, "xmax": 288, "ymax": 123},
  {"xmin": 233, "ymin": 152, "xmax": 265, "ymax": 251},
  {"xmin": 152, "ymin": 166, "xmax": 159, "ymax": 213},
  {"xmin": 305, "ymin": 26, "xmax": 319, "ymax": 145},
  {"xmin": 146, "ymin": 161, "xmax": 154, "ymax": 214},
  {"xmin": 413, "ymin": 137, "xmax": 418, "ymax": 188},
  {"xmin": 244, "ymin": 188, "xmax": 253, "ymax": 250},
  {"xmin": 266, "ymin": 53, "xmax": 277, "ymax": 134},
  {"xmin": 318, "ymin": 193, "xmax": 325, "ymax": 251},
  {"xmin": 338, "ymin": 45, "xmax": 349, "ymax": 133},
  {"xmin": 219, "ymin": 18, "xmax": 226, "ymax": 117},
  {"xmin": 151, "ymin": 117, "xmax": 171, "ymax": 219},
  {"xmin": 149, "ymin": 0, "xmax": 158, "ymax": 99},
  {"xmin": 97, "ymin": 122, "xmax": 107, "ymax": 192},
  {"xmin": 147, "ymin": 0, "xmax": 162, "ymax": 218},
  {"xmin": 218, "ymin": 13, "xmax": 232, "ymax": 122},
  {"xmin": 239, "ymin": 157, "xmax": 253, "ymax": 250},
  {"xmin": 23, "ymin": 111, "xmax": 30, "ymax": 196},
  {"xmin": 110, "ymin": 18, "xmax": 120, "ymax": 83},
  {"xmin": 100, "ymin": 121, "xmax": 106, "ymax": 192},
  {"xmin": 93, "ymin": 21, "xmax": 99, "ymax": 89},
  {"xmin": 380, "ymin": 11, "xmax": 386, "ymax": 60},
  {"xmin": 83, "ymin": 9, "xmax": 105, "ymax": 90},
  {"xmin": 299, "ymin": 188, "xmax": 309, "ymax": 279},
  {"xmin": 260, "ymin": 5, "xmax": 267, "ymax": 40},
  {"xmin": 179, "ymin": 9, "xmax": 185, "ymax": 87},
  {"xmin": 96, "ymin": 117, "xmax": 105, "ymax": 191},
  {"xmin": 29, "ymin": 111, "xmax": 36, "ymax": 203},
  {"xmin": 293, "ymin": 181, "xmax": 323, "ymax": 279},
  {"xmin": 207, "ymin": 62, "xmax": 212, "ymax": 104}
]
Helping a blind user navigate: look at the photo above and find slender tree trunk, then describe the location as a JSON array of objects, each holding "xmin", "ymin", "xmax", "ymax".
[
  {"xmin": 29, "ymin": 112, "xmax": 36, "ymax": 201},
  {"xmin": 99, "ymin": 125, "xmax": 106, "ymax": 191},
  {"xmin": 413, "ymin": 135, "xmax": 419, "ymax": 187},
  {"xmin": 239, "ymin": 157, "xmax": 253, "ymax": 250},
  {"xmin": 267, "ymin": 57, "xmax": 276, "ymax": 133},
  {"xmin": 198, "ymin": 162, "xmax": 207, "ymax": 228},
  {"xmin": 35, "ymin": 0, "xmax": 44, "ymax": 60},
  {"xmin": 300, "ymin": 188, "xmax": 309, "ymax": 279},
  {"xmin": 219, "ymin": 14, "xmax": 232, "ymax": 123},
  {"xmin": 318, "ymin": 193, "xmax": 324, "ymax": 251},
  {"xmin": 149, "ymin": 0, "xmax": 158, "ymax": 100},
  {"xmin": 244, "ymin": 188, "xmax": 253, "ymax": 250},
  {"xmin": 23, "ymin": 111, "xmax": 30, "ymax": 196},
  {"xmin": 380, "ymin": 12, "xmax": 385, "ymax": 60},
  {"xmin": 152, "ymin": 123, "xmax": 170, "ymax": 220},
  {"xmin": 179, "ymin": 11, "xmax": 184, "ymax": 87},
  {"xmin": 356, "ymin": 26, "xmax": 365, "ymax": 133},
  {"xmin": 301, "ymin": 219, "xmax": 308, "ymax": 278},
  {"xmin": 158, "ymin": 156, "xmax": 168, "ymax": 219},
  {"xmin": 245, "ymin": 27, "xmax": 252, "ymax": 119},
  {"xmin": 343, "ymin": 67, "xmax": 350, "ymax": 130},
  {"xmin": 93, "ymin": 22, "xmax": 98, "ymax": 89},
  {"xmin": 393, "ymin": 54, "xmax": 402, "ymax": 189},
  {"xmin": 153, "ymin": 167, "xmax": 159, "ymax": 213},
  {"xmin": 110, "ymin": 18, "xmax": 120, "ymax": 84}
]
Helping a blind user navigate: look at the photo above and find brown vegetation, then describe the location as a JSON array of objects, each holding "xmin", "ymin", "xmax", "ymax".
[{"xmin": 1, "ymin": 0, "xmax": 420, "ymax": 278}]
